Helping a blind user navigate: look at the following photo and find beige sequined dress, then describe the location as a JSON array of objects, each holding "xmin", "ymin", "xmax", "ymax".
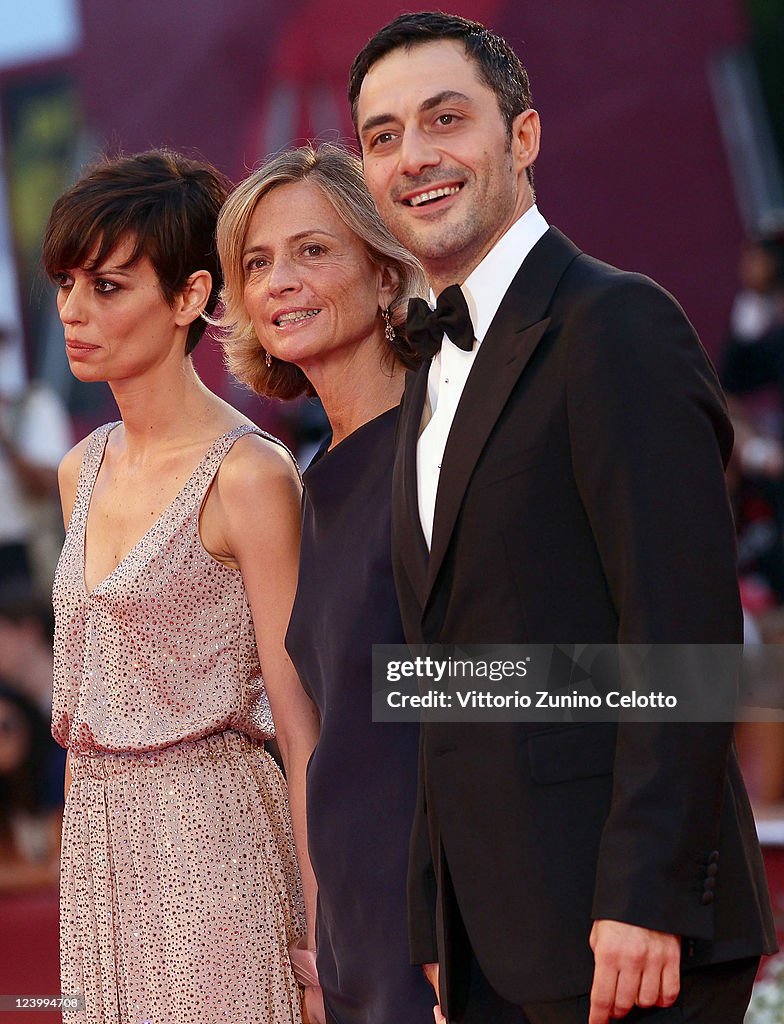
[{"xmin": 52, "ymin": 423, "xmax": 305, "ymax": 1024}]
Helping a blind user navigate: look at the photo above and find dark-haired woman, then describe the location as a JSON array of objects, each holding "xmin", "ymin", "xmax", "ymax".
[
  {"xmin": 216, "ymin": 144, "xmax": 435, "ymax": 1024},
  {"xmin": 45, "ymin": 150, "xmax": 317, "ymax": 1024}
]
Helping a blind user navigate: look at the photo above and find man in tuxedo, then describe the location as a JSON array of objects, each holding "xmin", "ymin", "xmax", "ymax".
[{"xmin": 349, "ymin": 12, "xmax": 776, "ymax": 1024}]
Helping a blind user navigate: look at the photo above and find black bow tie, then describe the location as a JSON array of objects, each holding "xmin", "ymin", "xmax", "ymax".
[{"xmin": 406, "ymin": 285, "xmax": 475, "ymax": 359}]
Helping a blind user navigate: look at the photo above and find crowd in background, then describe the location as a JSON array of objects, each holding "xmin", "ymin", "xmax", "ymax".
[
  {"xmin": 0, "ymin": 585, "xmax": 65, "ymax": 892},
  {"xmin": 722, "ymin": 232, "xmax": 784, "ymax": 806},
  {"xmin": 0, "ymin": 327, "xmax": 69, "ymax": 892}
]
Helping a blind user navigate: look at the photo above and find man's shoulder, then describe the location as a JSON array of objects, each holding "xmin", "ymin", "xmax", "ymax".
[
  {"xmin": 552, "ymin": 233, "xmax": 665, "ymax": 299},
  {"xmin": 545, "ymin": 231, "xmax": 688, "ymax": 327}
]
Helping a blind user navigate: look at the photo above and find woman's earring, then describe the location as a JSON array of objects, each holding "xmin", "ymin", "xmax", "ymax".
[
  {"xmin": 382, "ymin": 307, "xmax": 395, "ymax": 344},
  {"xmin": 265, "ymin": 350, "xmax": 272, "ymax": 368}
]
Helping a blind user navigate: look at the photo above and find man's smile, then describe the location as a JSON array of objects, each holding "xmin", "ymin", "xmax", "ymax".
[{"xmin": 401, "ymin": 183, "xmax": 464, "ymax": 207}]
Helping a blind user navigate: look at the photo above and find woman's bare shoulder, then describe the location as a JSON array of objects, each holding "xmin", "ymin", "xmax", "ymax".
[{"xmin": 219, "ymin": 430, "xmax": 301, "ymax": 497}]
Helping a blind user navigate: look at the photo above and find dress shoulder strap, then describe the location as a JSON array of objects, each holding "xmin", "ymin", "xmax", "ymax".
[
  {"xmin": 169, "ymin": 424, "xmax": 301, "ymax": 519},
  {"xmin": 68, "ymin": 422, "xmax": 121, "ymax": 533}
]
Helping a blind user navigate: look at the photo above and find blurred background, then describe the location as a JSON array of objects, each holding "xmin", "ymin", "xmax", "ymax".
[{"xmin": 2, "ymin": 0, "xmax": 784, "ymax": 1012}]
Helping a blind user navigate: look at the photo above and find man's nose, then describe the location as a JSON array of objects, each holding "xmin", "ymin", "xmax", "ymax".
[{"xmin": 397, "ymin": 126, "xmax": 441, "ymax": 177}]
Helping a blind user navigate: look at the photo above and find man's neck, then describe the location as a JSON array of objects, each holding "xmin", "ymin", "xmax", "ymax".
[{"xmin": 426, "ymin": 191, "xmax": 535, "ymax": 295}]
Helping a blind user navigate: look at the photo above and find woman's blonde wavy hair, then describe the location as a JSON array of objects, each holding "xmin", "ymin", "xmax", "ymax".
[{"xmin": 215, "ymin": 143, "xmax": 427, "ymax": 399}]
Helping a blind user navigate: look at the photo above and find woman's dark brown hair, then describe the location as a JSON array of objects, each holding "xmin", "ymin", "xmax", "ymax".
[{"xmin": 42, "ymin": 149, "xmax": 232, "ymax": 355}]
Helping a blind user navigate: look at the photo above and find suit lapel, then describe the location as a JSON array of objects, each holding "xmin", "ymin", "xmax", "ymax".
[
  {"xmin": 424, "ymin": 227, "xmax": 582, "ymax": 604},
  {"xmin": 392, "ymin": 363, "xmax": 430, "ymax": 606}
]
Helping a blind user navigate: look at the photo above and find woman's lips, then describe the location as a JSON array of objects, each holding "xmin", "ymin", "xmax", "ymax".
[
  {"xmin": 65, "ymin": 339, "xmax": 100, "ymax": 356},
  {"xmin": 272, "ymin": 309, "xmax": 322, "ymax": 330}
]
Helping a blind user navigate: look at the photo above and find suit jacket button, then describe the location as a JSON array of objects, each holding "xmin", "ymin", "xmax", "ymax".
[
  {"xmin": 707, "ymin": 863, "xmax": 718, "ymax": 877},
  {"xmin": 701, "ymin": 891, "xmax": 714, "ymax": 905},
  {"xmin": 704, "ymin": 877, "xmax": 716, "ymax": 890},
  {"xmin": 709, "ymin": 850, "xmax": 719, "ymax": 864}
]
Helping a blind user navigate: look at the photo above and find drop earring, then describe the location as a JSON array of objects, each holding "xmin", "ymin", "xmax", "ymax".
[
  {"xmin": 382, "ymin": 307, "xmax": 394, "ymax": 344},
  {"xmin": 265, "ymin": 350, "xmax": 272, "ymax": 368}
]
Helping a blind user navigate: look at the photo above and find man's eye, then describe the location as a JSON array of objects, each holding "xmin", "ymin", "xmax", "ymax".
[
  {"xmin": 437, "ymin": 114, "xmax": 456, "ymax": 126},
  {"xmin": 372, "ymin": 132, "xmax": 396, "ymax": 148}
]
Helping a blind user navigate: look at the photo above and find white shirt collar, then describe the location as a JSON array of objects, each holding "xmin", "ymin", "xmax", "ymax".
[{"xmin": 429, "ymin": 204, "xmax": 549, "ymax": 345}]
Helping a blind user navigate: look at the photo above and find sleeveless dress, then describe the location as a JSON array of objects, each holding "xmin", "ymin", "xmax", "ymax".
[
  {"xmin": 52, "ymin": 423, "xmax": 305, "ymax": 1024},
  {"xmin": 286, "ymin": 408, "xmax": 434, "ymax": 1024}
]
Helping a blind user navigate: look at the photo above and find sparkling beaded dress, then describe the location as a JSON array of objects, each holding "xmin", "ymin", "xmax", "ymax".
[{"xmin": 52, "ymin": 423, "xmax": 304, "ymax": 1024}]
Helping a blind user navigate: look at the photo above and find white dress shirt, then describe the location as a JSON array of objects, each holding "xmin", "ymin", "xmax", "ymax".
[{"xmin": 417, "ymin": 204, "xmax": 549, "ymax": 547}]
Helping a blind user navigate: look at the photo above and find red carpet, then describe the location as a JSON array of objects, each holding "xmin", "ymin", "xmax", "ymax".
[
  {"xmin": 1, "ymin": 848, "xmax": 783, "ymax": 1017},
  {"xmin": 0, "ymin": 888, "xmax": 59, "ymax": 1022}
]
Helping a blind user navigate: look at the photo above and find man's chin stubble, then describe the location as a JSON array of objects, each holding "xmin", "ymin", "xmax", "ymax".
[{"xmin": 401, "ymin": 218, "xmax": 495, "ymax": 280}]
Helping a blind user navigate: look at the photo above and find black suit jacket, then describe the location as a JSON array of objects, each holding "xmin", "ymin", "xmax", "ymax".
[{"xmin": 392, "ymin": 228, "xmax": 776, "ymax": 1012}]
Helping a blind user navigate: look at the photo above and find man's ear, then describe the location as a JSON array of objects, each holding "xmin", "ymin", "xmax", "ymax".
[
  {"xmin": 174, "ymin": 270, "xmax": 212, "ymax": 327},
  {"xmin": 511, "ymin": 108, "xmax": 541, "ymax": 177}
]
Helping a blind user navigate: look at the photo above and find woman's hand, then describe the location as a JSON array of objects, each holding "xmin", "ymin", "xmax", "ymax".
[
  {"xmin": 302, "ymin": 983, "xmax": 327, "ymax": 1024},
  {"xmin": 423, "ymin": 962, "xmax": 446, "ymax": 1024},
  {"xmin": 290, "ymin": 943, "xmax": 326, "ymax": 1024}
]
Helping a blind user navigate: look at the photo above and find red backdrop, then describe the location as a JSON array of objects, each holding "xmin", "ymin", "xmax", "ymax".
[{"xmin": 74, "ymin": 0, "xmax": 748, "ymax": 357}]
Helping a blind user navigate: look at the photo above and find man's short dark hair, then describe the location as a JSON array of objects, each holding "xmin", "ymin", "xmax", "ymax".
[
  {"xmin": 42, "ymin": 150, "xmax": 231, "ymax": 355},
  {"xmin": 349, "ymin": 12, "xmax": 533, "ymax": 182}
]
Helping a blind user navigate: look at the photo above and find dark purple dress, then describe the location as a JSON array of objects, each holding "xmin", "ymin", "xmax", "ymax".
[{"xmin": 285, "ymin": 407, "xmax": 433, "ymax": 1024}]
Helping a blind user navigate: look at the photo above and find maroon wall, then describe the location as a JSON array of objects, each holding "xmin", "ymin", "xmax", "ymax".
[{"xmin": 75, "ymin": 0, "xmax": 748, "ymax": 355}]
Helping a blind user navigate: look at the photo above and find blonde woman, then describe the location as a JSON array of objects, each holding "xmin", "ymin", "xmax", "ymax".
[{"xmin": 217, "ymin": 144, "xmax": 435, "ymax": 1024}]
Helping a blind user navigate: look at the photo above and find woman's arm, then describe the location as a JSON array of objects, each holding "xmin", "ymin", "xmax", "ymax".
[{"xmin": 210, "ymin": 434, "xmax": 321, "ymax": 948}]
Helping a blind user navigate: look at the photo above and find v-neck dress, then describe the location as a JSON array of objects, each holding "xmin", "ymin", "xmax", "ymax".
[
  {"xmin": 285, "ymin": 408, "xmax": 434, "ymax": 1024},
  {"xmin": 52, "ymin": 422, "xmax": 305, "ymax": 1024}
]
